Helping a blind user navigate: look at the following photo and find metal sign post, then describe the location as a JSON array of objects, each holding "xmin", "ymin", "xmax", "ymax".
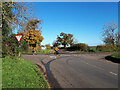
[
  {"xmin": 15, "ymin": 35, "xmax": 23, "ymax": 59},
  {"xmin": 18, "ymin": 42, "xmax": 20, "ymax": 59}
]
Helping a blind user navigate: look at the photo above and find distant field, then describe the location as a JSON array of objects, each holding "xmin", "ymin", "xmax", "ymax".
[
  {"xmin": 89, "ymin": 47, "xmax": 96, "ymax": 51},
  {"xmin": 2, "ymin": 56, "xmax": 49, "ymax": 88}
]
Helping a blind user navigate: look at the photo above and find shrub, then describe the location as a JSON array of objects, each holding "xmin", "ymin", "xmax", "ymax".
[
  {"xmin": 88, "ymin": 47, "xmax": 96, "ymax": 52},
  {"xmin": 34, "ymin": 46, "xmax": 42, "ymax": 52},
  {"xmin": 96, "ymin": 45, "xmax": 113, "ymax": 52},
  {"xmin": 115, "ymin": 44, "xmax": 120, "ymax": 51},
  {"xmin": 67, "ymin": 43, "xmax": 89, "ymax": 51},
  {"xmin": 2, "ymin": 34, "xmax": 29, "ymax": 58},
  {"xmin": 45, "ymin": 44, "xmax": 51, "ymax": 49}
]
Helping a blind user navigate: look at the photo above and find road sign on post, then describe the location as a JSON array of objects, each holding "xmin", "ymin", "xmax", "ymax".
[
  {"xmin": 15, "ymin": 35, "xmax": 23, "ymax": 42},
  {"xmin": 15, "ymin": 35, "xmax": 23, "ymax": 59}
]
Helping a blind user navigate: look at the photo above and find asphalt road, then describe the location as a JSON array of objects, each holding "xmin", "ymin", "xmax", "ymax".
[{"xmin": 22, "ymin": 53, "xmax": 118, "ymax": 88}]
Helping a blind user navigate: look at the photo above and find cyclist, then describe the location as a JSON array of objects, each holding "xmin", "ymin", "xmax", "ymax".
[
  {"xmin": 54, "ymin": 47, "xmax": 59, "ymax": 55},
  {"xmin": 32, "ymin": 47, "xmax": 36, "ymax": 55}
]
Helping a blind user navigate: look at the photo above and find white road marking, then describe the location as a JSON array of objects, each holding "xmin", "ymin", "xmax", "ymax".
[
  {"xmin": 74, "ymin": 55, "xmax": 78, "ymax": 56},
  {"xmin": 109, "ymin": 72, "xmax": 117, "ymax": 76},
  {"xmin": 81, "ymin": 61, "xmax": 118, "ymax": 76},
  {"xmin": 81, "ymin": 61, "xmax": 104, "ymax": 70},
  {"xmin": 50, "ymin": 56, "xmax": 56, "ymax": 59},
  {"xmin": 61, "ymin": 55, "xmax": 70, "ymax": 56}
]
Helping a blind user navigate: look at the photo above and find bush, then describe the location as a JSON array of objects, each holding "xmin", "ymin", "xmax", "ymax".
[
  {"xmin": 2, "ymin": 34, "xmax": 28, "ymax": 58},
  {"xmin": 115, "ymin": 44, "xmax": 120, "ymax": 51},
  {"xmin": 67, "ymin": 43, "xmax": 89, "ymax": 51},
  {"xmin": 45, "ymin": 44, "xmax": 51, "ymax": 49},
  {"xmin": 37, "ymin": 46, "xmax": 42, "ymax": 52},
  {"xmin": 88, "ymin": 47, "xmax": 96, "ymax": 52},
  {"xmin": 96, "ymin": 45, "xmax": 113, "ymax": 52}
]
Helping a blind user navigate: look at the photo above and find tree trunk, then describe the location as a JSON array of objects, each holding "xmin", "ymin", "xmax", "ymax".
[
  {"xmin": 112, "ymin": 29, "xmax": 115, "ymax": 47},
  {"xmin": 64, "ymin": 44, "xmax": 66, "ymax": 48}
]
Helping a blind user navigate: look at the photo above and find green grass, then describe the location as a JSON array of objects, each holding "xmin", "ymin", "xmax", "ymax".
[
  {"xmin": 89, "ymin": 47, "xmax": 96, "ymax": 51},
  {"xmin": 2, "ymin": 56, "xmax": 49, "ymax": 88},
  {"xmin": 22, "ymin": 49, "xmax": 55, "ymax": 54},
  {"xmin": 72, "ymin": 47, "xmax": 97, "ymax": 53},
  {"xmin": 110, "ymin": 53, "xmax": 120, "ymax": 59},
  {"xmin": 36, "ymin": 49, "xmax": 55, "ymax": 54},
  {"xmin": 0, "ymin": 58, "xmax": 1, "ymax": 90}
]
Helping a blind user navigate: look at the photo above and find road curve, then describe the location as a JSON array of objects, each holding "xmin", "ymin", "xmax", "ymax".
[{"xmin": 22, "ymin": 53, "xmax": 118, "ymax": 88}]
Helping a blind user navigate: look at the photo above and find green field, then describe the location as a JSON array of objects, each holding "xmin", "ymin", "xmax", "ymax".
[
  {"xmin": 23, "ymin": 49, "xmax": 55, "ymax": 54},
  {"xmin": 2, "ymin": 56, "xmax": 49, "ymax": 88}
]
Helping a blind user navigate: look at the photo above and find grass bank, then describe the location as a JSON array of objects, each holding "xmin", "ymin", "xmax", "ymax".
[
  {"xmin": 105, "ymin": 52, "xmax": 120, "ymax": 63},
  {"xmin": 2, "ymin": 56, "xmax": 49, "ymax": 88},
  {"xmin": 110, "ymin": 53, "xmax": 120, "ymax": 59},
  {"xmin": 22, "ymin": 49, "xmax": 55, "ymax": 54}
]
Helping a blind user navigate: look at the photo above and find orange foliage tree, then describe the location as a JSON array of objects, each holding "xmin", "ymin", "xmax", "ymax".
[{"xmin": 23, "ymin": 19, "xmax": 44, "ymax": 51}]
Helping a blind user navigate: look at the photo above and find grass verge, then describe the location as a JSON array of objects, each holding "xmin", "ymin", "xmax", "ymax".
[
  {"xmin": 2, "ymin": 56, "xmax": 49, "ymax": 88},
  {"xmin": 110, "ymin": 53, "xmax": 120, "ymax": 59},
  {"xmin": 22, "ymin": 49, "xmax": 54, "ymax": 54},
  {"xmin": 105, "ymin": 52, "xmax": 120, "ymax": 63},
  {"xmin": 36, "ymin": 49, "xmax": 54, "ymax": 54}
]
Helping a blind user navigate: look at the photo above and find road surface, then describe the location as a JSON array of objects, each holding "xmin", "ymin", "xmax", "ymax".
[{"xmin": 22, "ymin": 53, "xmax": 118, "ymax": 88}]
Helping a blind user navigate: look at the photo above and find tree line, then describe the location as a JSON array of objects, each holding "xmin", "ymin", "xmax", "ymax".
[
  {"xmin": 53, "ymin": 22, "xmax": 120, "ymax": 52},
  {"xmin": 2, "ymin": 2, "xmax": 44, "ymax": 57},
  {"xmin": 1, "ymin": 2, "xmax": 119, "ymax": 58}
]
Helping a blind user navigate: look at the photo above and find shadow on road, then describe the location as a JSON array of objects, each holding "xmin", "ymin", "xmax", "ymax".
[
  {"xmin": 45, "ymin": 59, "xmax": 62, "ymax": 88},
  {"xmin": 105, "ymin": 56, "xmax": 120, "ymax": 63}
]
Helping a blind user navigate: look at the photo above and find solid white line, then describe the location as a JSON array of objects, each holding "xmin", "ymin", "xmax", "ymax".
[{"xmin": 109, "ymin": 72, "xmax": 117, "ymax": 76}]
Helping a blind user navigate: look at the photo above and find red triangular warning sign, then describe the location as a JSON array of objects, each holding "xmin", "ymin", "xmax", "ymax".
[{"xmin": 15, "ymin": 35, "xmax": 23, "ymax": 42}]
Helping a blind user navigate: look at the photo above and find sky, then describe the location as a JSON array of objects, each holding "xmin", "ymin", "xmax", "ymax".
[
  {"xmin": 30, "ymin": 2, "xmax": 118, "ymax": 46},
  {"xmin": 14, "ymin": 0, "xmax": 120, "ymax": 2}
]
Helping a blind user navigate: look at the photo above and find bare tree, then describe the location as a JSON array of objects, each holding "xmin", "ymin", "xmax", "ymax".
[
  {"xmin": 1, "ymin": 1, "xmax": 34, "ymax": 33},
  {"xmin": 102, "ymin": 22, "xmax": 118, "ymax": 46},
  {"xmin": 73, "ymin": 38, "xmax": 79, "ymax": 44}
]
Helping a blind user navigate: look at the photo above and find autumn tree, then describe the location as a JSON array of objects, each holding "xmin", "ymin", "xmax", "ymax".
[
  {"xmin": 102, "ymin": 22, "xmax": 118, "ymax": 46},
  {"xmin": 115, "ymin": 30, "xmax": 120, "ymax": 45},
  {"xmin": 23, "ymin": 19, "xmax": 44, "ymax": 51},
  {"xmin": 52, "ymin": 40, "xmax": 60, "ymax": 47},
  {"xmin": 26, "ymin": 19, "xmax": 42, "ymax": 30},
  {"xmin": 57, "ymin": 32, "xmax": 73, "ymax": 48},
  {"xmin": 1, "ymin": 1, "xmax": 33, "ymax": 57}
]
